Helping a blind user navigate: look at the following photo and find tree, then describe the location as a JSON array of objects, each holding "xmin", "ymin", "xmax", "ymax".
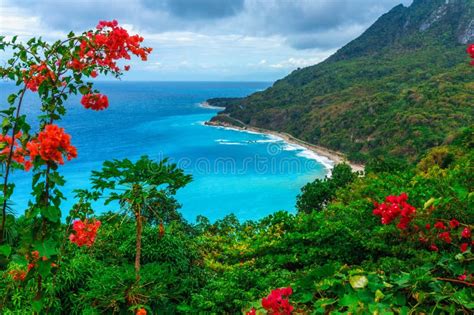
[
  {"xmin": 90, "ymin": 156, "xmax": 192, "ymax": 280},
  {"xmin": 296, "ymin": 163, "xmax": 355, "ymax": 213}
]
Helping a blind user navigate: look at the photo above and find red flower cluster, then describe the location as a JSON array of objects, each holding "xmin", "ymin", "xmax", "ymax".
[
  {"xmin": 0, "ymin": 131, "xmax": 32, "ymax": 171},
  {"xmin": 69, "ymin": 219, "xmax": 101, "ymax": 247},
  {"xmin": 458, "ymin": 272, "xmax": 474, "ymax": 283},
  {"xmin": 8, "ymin": 269, "xmax": 27, "ymax": 281},
  {"xmin": 136, "ymin": 309, "xmax": 147, "ymax": 315},
  {"xmin": 434, "ymin": 221, "xmax": 446, "ymax": 230},
  {"xmin": 23, "ymin": 62, "xmax": 56, "ymax": 92},
  {"xmin": 261, "ymin": 287, "xmax": 294, "ymax": 315},
  {"xmin": 80, "ymin": 93, "xmax": 109, "ymax": 111},
  {"xmin": 421, "ymin": 220, "xmax": 472, "ymax": 253},
  {"xmin": 467, "ymin": 44, "xmax": 474, "ymax": 65},
  {"xmin": 246, "ymin": 308, "xmax": 257, "ymax": 315},
  {"xmin": 373, "ymin": 193, "xmax": 416, "ymax": 230},
  {"xmin": 462, "ymin": 227, "xmax": 471, "ymax": 239},
  {"xmin": 27, "ymin": 124, "xmax": 77, "ymax": 164},
  {"xmin": 69, "ymin": 20, "xmax": 152, "ymax": 73},
  {"xmin": 438, "ymin": 231, "xmax": 452, "ymax": 244}
]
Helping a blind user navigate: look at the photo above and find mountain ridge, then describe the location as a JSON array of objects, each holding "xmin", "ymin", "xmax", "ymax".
[{"xmin": 208, "ymin": 0, "xmax": 474, "ymax": 163}]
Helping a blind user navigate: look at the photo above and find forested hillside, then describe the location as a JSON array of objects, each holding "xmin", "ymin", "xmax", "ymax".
[{"xmin": 210, "ymin": 0, "xmax": 474, "ymax": 163}]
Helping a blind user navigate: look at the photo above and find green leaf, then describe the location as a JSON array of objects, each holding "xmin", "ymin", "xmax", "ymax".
[
  {"xmin": 0, "ymin": 244, "xmax": 12, "ymax": 257},
  {"xmin": 2, "ymin": 117, "xmax": 11, "ymax": 128},
  {"xmin": 31, "ymin": 300, "xmax": 43, "ymax": 313},
  {"xmin": 48, "ymin": 172, "xmax": 66, "ymax": 186},
  {"xmin": 37, "ymin": 260, "xmax": 52, "ymax": 278},
  {"xmin": 19, "ymin": 50, "xmax": 27, "ymax": 62},
  {"xmin": 7, "ymin": 93, "xmax": 17, "ymax": 105},
  {"xmin": 33, "ymin": 239, "xmax": 58, "ymax": 258},
  {"xmin": 41, "ymin": 205, "xmax": 61, "ymax": 222},
  {"xmin": 423, "ymin": 197, "xmax": 436, "ymax": 209},
  {"xmin": 452, "ymin": 288, "xmax": 474, "ymax": 309},
  {"xmin": 79, "ymin": 85, "xmax": 90, "ymax": 95},
  {"xmin": 340, "ymin": 294, "xmax": 359, "ymax": 307},
  {"xmin": 375, "ymin": 289, "xmax": 385, "ymax": 302},
  {"xmin": 349, "ymin": 275, "xmax": 368, "ymax": 289}
]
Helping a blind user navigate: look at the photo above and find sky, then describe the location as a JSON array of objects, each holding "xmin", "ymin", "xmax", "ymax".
[{"xmin": 0, "ymin": 0, "xmax": 413, "ymax": 81}]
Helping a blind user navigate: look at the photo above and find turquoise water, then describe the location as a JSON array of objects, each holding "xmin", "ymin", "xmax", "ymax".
[{"xmin": 1, "ymin": 82, "xmax": 331, "ymax": 222}]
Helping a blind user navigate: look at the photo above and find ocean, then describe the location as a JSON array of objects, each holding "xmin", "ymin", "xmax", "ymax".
[{"xmin": 1, "ymin": 81, "xmax": 331, "ymax": 222}]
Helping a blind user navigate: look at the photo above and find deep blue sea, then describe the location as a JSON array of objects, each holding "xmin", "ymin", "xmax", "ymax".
[{"xmin": 1, "ymin": 81, "xmax": 331, "ymax": 222}]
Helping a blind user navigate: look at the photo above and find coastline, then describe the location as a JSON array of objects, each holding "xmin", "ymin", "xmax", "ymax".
[
  {"xmin": 205, "ymin": 117, "xmax": 365, "ymax": 173},
  {"xmin": 198, "ymin": 101, "xmax": 226, "ymax": 110}
]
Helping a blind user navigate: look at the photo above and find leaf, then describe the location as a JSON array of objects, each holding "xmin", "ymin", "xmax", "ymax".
[
  {"xmin": 41, "ymin": 206, "xmax": 61, "ymax": 222},
  {"xmin": 2, "ymin": 117, "xmax": 11, "ymax": 128},
  {"xmin": 7, "ymin": 93, "xmax": 17, "ymax": 105},
  {"xmin": 37, "ymin": 260, "xmax": 52, "ymax": 278},
  {"xmin": 31, "ymin": 300, "xmax": 43, "ymax": 313},
  {"xmin": 0, "ymin": 244, "xmax": 11, "ymax": 257},
  {"xmin": 33, "ymin": 239, "xmax": 58, "ymax": 258},
  {"xmin": 452, "ymin": 288, "xmax": 474, "ymax": 309},
  {"xmin": 48, "ymin": 172, "xmax": 66, "ymax": 186},
  {"xmin": 375, "ymin": 289, "xmax": 385, "ymax": 302},
  {"xmin": 423, "ymin": 197, "xmax": 436, "ymax": 209},
  {"xmin": 349, "ymin": 275, "xmax": 368, "ymax": 289},
  {"xmin": 339, "ymin": 294, "xmax": 359, "ymax": 307},
  {"xmin": 79, "ymin": 85, "xmax": 90, "ymax": 95}
]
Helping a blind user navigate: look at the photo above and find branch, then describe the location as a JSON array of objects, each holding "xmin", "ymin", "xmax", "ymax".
[{"xmin": 436, "ymin": 277, "xmax": 474, "ymax": 287}]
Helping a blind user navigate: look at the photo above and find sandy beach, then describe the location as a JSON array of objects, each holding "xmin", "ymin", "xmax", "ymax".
[
  {"xmin": 205, "ymin": 117, "xmax": 365, "ymax": 173},
  {"xmin": 198, "ymin": 101, "xmax": 226, "ymax": 110}
]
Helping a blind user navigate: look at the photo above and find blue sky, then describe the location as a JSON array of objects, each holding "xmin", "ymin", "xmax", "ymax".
[{"xmin": 0, "ymin": 0, "xmax": 412, "ymax": 81}]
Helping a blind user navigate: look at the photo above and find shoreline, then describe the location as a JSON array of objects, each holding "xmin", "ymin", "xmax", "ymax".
[
  {"xmin": 205, "ymin": 118, "xmax": 365, "ymax": 173},
  {"xmin": 198, "ymin": 101, "xmax": 226, "ymax": 110}
]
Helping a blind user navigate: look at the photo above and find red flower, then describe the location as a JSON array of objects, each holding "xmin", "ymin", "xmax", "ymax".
[
  {"xmin": 9, "ymin": 269, "xmax": 27, "ymax": 281},
  {"xmin": 69, "ymin": 219, "xmax": 101, "ymax": 247},
  {"xmin": 449, "ymin": 219, "xmax": 460, "ymax": 229},
  {"xmin": 438, "ymin": 231, "xmax": 452, "ymax": 244},
  {"xmin": 429, "ymin": 244, "xmax": 439, "ymax": 252},
  {"xmin": 458, "ymin": 273, "xmax": 467, "ymax": 281},
  {"xmin": 460, "ymin": 243, "xmax": 469, "ymax": 253},
  {"xmin": 461, "ymin": 228, "xmax": 471, "ymax": 239},
  {"xmin": 27, "ymin": 124, "xmax": 77, "ymax": 164},
  {"xmin": 0, "ymin": 132, "xmax": 33, "ymax": 171},
  {"xmin": 80, "ymin": 93, "xmax": 109, "ymax": 111},
  {"xmin": 261, "ymin": 287, "xmax": 294, "ymax": 315},
  {"xmin": 425, "ymin": 223, "xmax": 431, "ymax": 230},
  {"xmin": 373, "ymin": 193, "xmax": 416, "ymax": 230},
  {"xmin": 90, "ymin": 70, "xmax": 98, "ymax": 78},
  {"xmin": 23, "ymin": 62, "xmax": 56, "ymax": 92},
  {"xmin": 434, "ymin": 221, "xmax": 446, "ymax": 230},
  {"xmin": 27, "ymin": 263, "xmax": 35, "ymax": 271},
  {"xmin": 468, "ymin": 44, "xmax": 474, "ymax": 65},
  {"xmin": 246, "ymin": 308, "xmax": 256, "ymax": 315},
  {"xmin": 67, "ymin": 20, "xmax": 152, "ymax": 74},
  {"xmin": 136, "ymin": 308, "xmax": 147, "ymax": 315}
]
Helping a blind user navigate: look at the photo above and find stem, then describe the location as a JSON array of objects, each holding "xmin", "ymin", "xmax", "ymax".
[
  {"xmin": 135, "ymin": 205, "xmax": 142, "ymax": 282},
  {"xmin": 0, "ymin": 85, "xmax": 28, "ymax": 243},
  {"xmin": 436, "ymin": 277, "xmax": 474, "ymax": 287}
]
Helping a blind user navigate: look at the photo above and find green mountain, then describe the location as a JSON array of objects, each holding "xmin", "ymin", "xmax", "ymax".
[{"xmin": 209, "ymin": 0, "xmax": 474, "ymax": 163}]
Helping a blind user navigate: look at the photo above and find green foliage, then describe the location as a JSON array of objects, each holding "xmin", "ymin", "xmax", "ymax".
[
  {"xmin": 297, "ymin": 163, "xmax": 356, "ymax": 213},
  {"xmin": 1, "ymin": 145, "xmax": 472, "ymax": 313}
]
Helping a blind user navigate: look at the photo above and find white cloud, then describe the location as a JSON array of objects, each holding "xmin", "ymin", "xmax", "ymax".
[{"xmin": 0, "ymin": 0, "xmax": 414, "ymax": 81}]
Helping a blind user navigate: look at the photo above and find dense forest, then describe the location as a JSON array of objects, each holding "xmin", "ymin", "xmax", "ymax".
[{"xmin": 0, "ymin": 1, "xmax": 473, "ymax": 314}]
